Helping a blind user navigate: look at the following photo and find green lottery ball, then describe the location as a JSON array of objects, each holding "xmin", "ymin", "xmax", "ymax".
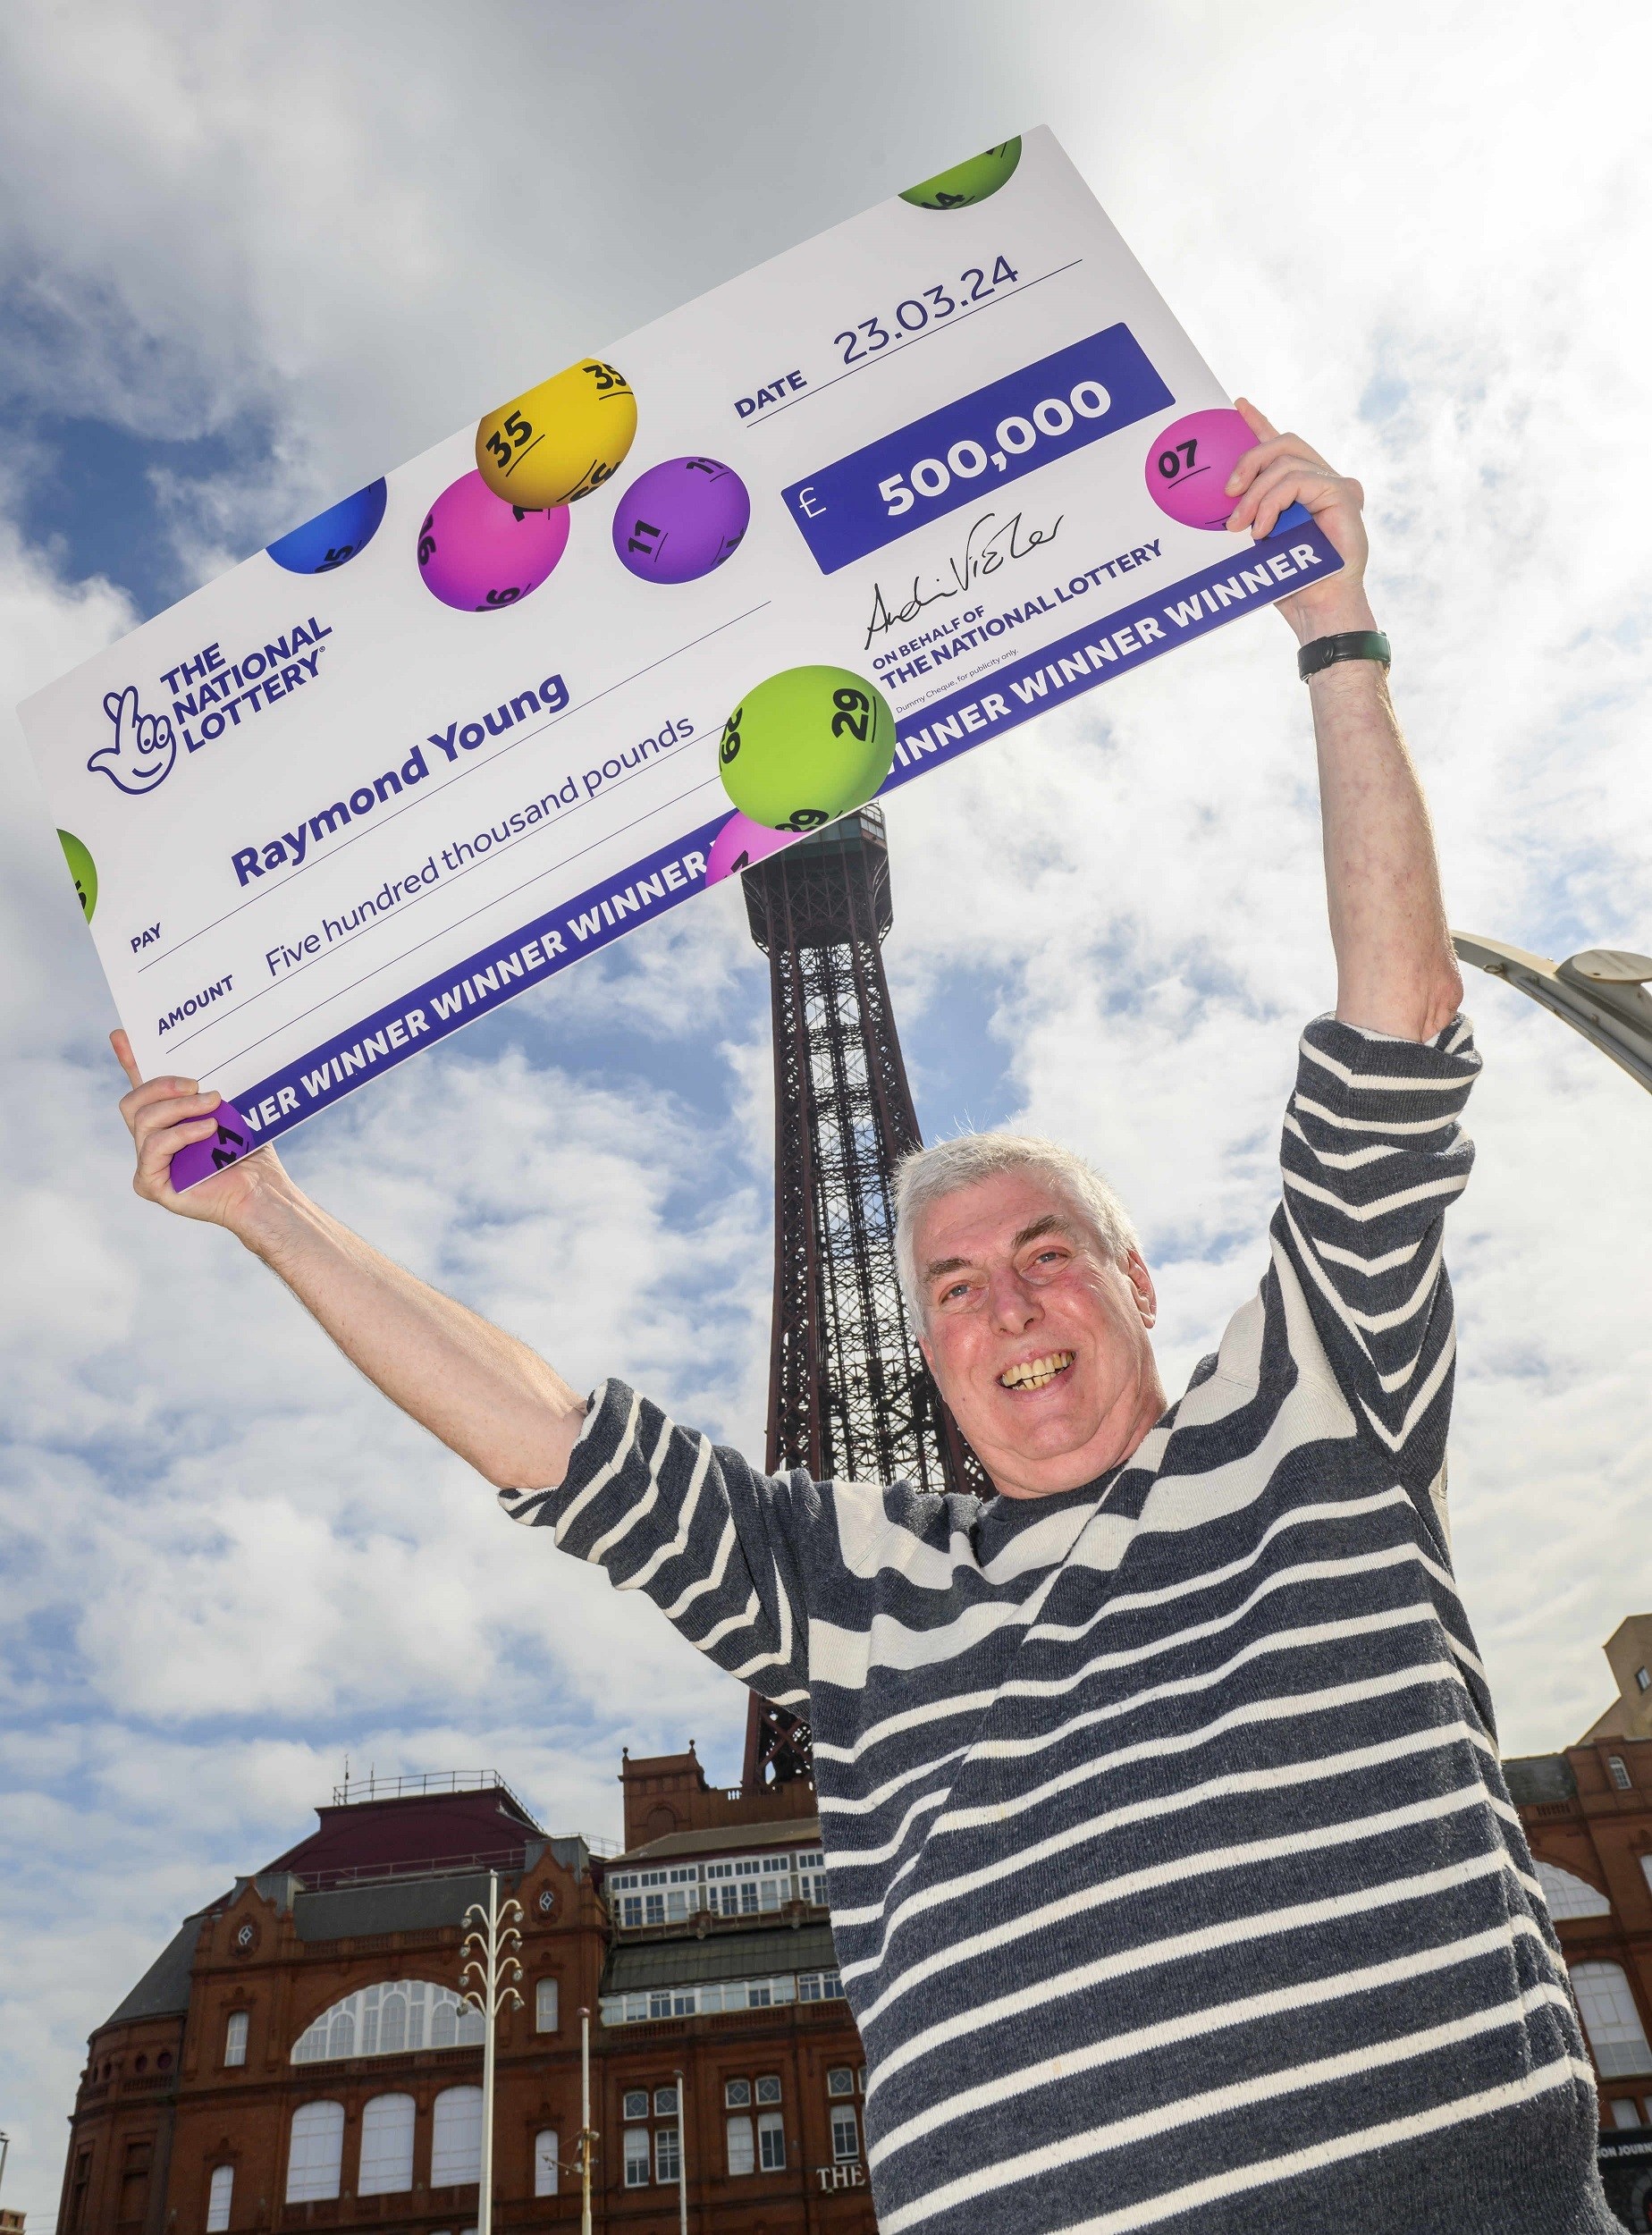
[
  {"xmin": 899, "ymin": 138, "xmax": 1022, "ymax": 210},
  {"xmin": 717, "ymin": 666, "xmax": 896, "ymax": 832},
  {"xmin": 59, "ymin": 830, "xmax": 97, "ymax": 921}
]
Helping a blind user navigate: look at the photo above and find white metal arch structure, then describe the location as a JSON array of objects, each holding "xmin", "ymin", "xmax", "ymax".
[{"xmin": 1452, "ymin": 933, "xmax": 1652, "ymax": 1097}]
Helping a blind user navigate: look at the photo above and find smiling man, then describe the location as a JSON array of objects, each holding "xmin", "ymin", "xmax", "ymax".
[{"xmin": 116, "ymin": 406, "xmax": 1615, "ymax": 2235}]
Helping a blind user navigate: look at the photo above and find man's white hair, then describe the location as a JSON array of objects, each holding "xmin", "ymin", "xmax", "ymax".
[{"xmin": 893, "ymin": 1132, "xmax": 1141, "ymax": 1322}]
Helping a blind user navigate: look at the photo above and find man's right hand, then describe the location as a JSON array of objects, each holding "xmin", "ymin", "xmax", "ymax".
[
  {"xmin": 113, "ymin": 1028, "xmax": 285, "ymax": 1239},
  {"xmin": 111, "ymin": 1026, "xmax": 584, "ymax": 1489}
]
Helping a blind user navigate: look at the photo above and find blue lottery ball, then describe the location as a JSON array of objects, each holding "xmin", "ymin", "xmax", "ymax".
[{"xmin": 267, "ymin": 479, "xmax": 389, "ymax": 575}]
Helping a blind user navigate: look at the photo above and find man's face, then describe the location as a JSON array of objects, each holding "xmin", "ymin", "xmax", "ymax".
[{"xmin": 914, "ymin": 1170, "xmax": 1163, "ymax": 1501}]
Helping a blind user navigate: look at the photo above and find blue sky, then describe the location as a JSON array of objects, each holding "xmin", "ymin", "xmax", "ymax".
[{"xmin": 4, "ymin": 2, "xmax": 1652, "ymax": 2221}]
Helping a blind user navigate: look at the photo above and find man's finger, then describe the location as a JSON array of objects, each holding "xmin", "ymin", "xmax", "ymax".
[
  {"xmin": 1228, "ymin": 455, "xmax": 1344, "ymax": 528},
  {"xmin": 1226, "ymin": 431, "xmax": 1333, "ymax": 497},
  {"xmin": 111, "ymin": 1028, "xmax": 142, "ymax": 1092},
  {"xmin": 128, "ymin": 1088, "xmax": 218, "ymax": 1150},
  {"xmin": 1235, "ymin": 396, "xmax": 1279, "ymax": 446},
  {"xmin": 134, "ymin": 1113, "xmax": 222, "ymax": 1194}
]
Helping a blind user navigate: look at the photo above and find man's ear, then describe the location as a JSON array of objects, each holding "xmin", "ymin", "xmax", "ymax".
[
  {"xmin": 916, "ymin": 1332, "xmax": 933, "ymax": 1368},
  {"xmin": 1124, "ymin": 1250, "xmax": 1158, "ymax": 1330}
]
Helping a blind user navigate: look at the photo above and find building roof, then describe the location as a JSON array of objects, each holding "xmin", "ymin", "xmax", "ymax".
[
  {"xmin": 1504, "ymin": 1753, "xmax": 1580, "ymax": 1805},
  {"xmin": 103, "ymin": 1911, "xmax": 210, "ymax": 2028},
  {"xmin": 603, "ymin": 1921, "xmax": 839, "ymax": 1994},
  {"xmin": 616, "ymin": 1818, "xmax": 821, "ymax": 1866},
  {"xmin": 263, "ymin": 1782, "xmax": 544, "ymax": 1887},
  {"xmin": 287, "ymin": 1837, "xmax": 586, "ymax": 1939}
]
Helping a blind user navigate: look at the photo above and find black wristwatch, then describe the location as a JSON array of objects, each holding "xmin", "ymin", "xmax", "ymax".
[{"xmin": 1298, "ymin": 630, "xmax": 1391, "ymax": 681}]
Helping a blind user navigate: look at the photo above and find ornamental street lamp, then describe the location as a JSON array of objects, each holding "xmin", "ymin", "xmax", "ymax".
[
  {"xmin": 459, "ymin": 1873, "xmax": 523, "ymax": 2235},
  {"xmin": 1452, "ymin": 933, "xmax": 1652, "ymax": 1098},
  {"xmin": 576, "ymin": 2006, "xmax": 598, "ymax": 2235}
]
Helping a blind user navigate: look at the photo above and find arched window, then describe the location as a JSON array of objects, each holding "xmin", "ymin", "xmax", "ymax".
[
  {"xmin": 205, "ymin": 2164, "xmax": 233, "ymax": 2232},
  {"xmin": 1536, "ymin": 1859, "xmax": 1613, "ymax": 1919},
  {"xmin": 358, "ymin": 2095, "xmax": 416, "ymax": 2197},
  {"xmin": 285, "ymin": 2103, "xmax": 344, "ymax": 2203},
  {"xmin": 1572, "ymin": 1961, "xmax": 1652, "ymax": 2076},
  {"xmin": 223, "ymin": 2010, "xmax": 249, "ymax": 2068},
  {"xmin": 291, "ymin": 1980, "xmax": 484, "ymax": 2062},
  {"xmin": 432, "ymin": 2087, "xmax": 484, "ymax": 2188},
  {"xmin": 535, "ymin": 2130, "xmax": 560, "ymax": 2197}
]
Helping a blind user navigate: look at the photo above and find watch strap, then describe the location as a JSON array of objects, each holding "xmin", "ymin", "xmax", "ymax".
[{"xmin": 1298, "ymin": 629, "xmax": 1391, "ymax": 681}]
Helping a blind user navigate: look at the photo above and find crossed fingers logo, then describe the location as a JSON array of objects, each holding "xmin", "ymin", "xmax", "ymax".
[{"xmin": 88, "ymin": 685, "xmax": 178, "ymax": 796}]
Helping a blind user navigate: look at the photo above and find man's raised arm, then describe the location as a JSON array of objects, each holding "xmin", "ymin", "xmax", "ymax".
[
  {"xmin": 1225, "ymin": 399, "xmax": 1463, "ymax": 1043},
  {"xmin": 113, "ymin": 1031, "xmax": 586, "ymax": 1490}
]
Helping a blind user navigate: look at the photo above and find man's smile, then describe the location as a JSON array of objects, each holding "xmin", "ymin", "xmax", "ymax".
[{"xmin": 998, "ymin": 1350, "xmax": 1075, "ymax": 1392}]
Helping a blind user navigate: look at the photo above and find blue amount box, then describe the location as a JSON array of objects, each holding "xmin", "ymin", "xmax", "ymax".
[{"xmin": 782, "ymin": 325, "xmax": 1175, "ymax": 576}]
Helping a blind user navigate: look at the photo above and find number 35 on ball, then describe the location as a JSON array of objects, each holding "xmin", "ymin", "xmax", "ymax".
[{"xmin": 476, "ymin": 358, "xmax": 638, "ymax": 510}]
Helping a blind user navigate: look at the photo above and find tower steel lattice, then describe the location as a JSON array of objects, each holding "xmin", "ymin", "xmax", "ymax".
[{"xmin": 739, "ymin": 805, "xmax": 979, "ymax": 1790}]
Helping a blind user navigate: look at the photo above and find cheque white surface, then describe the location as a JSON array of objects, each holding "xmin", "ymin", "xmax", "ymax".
[{"xmin": 19, "ymin": 128, "xmax": 1339, "ymax": 1158}]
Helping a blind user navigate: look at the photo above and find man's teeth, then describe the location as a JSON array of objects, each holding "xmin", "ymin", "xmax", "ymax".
[{"xmin": 999, "ymin": 1352, "xmax": 1075, "ymax": 1390}]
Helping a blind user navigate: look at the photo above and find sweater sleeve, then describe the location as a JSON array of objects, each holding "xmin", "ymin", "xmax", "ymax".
[
  {"xmin": 497, "ymin": 1379, "xmax": 814, "ymax": 1709},
  {"xmin": 1271, "ymin": 1011, "xmax": 1480, "ymax": 1498}
]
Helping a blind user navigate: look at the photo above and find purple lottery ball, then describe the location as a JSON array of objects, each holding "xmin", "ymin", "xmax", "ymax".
[
  {"xmin": 417, "ymin": 470, "xmax": 571, "ymax": 611},
  {"xmin": 170, "ymin": 1101, "xmax": 254, "ymax": 1194},
  {"xmin": 612, "ymin": 457, "xmax": 750, "ymax": 585},
  {"xmin": 706, "ymin": 809, "xmax": 796, "ymax": 887}
]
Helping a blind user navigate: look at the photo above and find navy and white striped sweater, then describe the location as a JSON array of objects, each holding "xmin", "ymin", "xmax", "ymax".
[{"xmin": 502, "ymin": 1015, "xmax": 1614, "ymax": 2235}]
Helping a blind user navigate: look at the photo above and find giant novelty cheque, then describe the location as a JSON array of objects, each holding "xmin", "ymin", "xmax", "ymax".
[{"xmin": 20, "ymin": 129, "xmax": 1341, "ymax": 1185}]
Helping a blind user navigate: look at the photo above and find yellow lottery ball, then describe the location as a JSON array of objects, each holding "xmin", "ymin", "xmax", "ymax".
[{"xmin": 476, "ymin": 358, "xmax": 637, "ymax": 509}]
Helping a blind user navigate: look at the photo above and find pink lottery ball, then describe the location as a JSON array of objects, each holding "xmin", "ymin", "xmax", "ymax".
[
  {"xmin": 170, "ymin": 1101, "xmax": 254, "ymax": 1194},
  {"xmin": 1144, "ymin": 408, "xmax": 1257, "ymax": 532},
  {"xmin": 706, "ymin": 810, "xmax": 796, "ymax": 887},
  {"xmin": 417, "ymin": 470, "xmax": 570, "ymax": 611}
]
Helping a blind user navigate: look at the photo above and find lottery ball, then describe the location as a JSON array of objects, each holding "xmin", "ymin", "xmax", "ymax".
[
  {"xmin": 58, "ymin": 830, "xmax": 97, "ymax": 922},
  {"xmin": 717, "ymin": 665, "xmax": 896, "ymax": 832},
  {"xmin": 267, "ymin": 479, "xmax": 388, "ymax": 574},
  {"xmin": 170, "ymin": 1100, "xmax": 255, "ymax": 1195},
  {"xmin": 1145, "ymin": 409, "xmax": 1258, "ymax": 532},
  {"xmin": 417, "ymin": 472, "xmax": 570, "ymax": 612},
  {"xmin": 706, "ymin": 810, "xmax": 796, "ymax": 886},
  {"xmin": 476, "ymin": 358, "xmax": 637, "ymax": 510},
  {"xmin": 899, "ymin": 138, "xmax": 1022, "ymax": 210},
  {"xmin": 612, "ymin": 457, "xmax": 750, "ymax": 585}
]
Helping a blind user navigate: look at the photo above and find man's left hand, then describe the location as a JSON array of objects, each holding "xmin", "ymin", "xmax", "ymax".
[{"xmin": 1224, "ymin": 398, "xmax": 1376, "ymax": 644}]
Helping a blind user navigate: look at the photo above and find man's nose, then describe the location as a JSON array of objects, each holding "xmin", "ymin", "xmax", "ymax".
[{"xmin": 985, "ymin": 1268, "xmax": 1040, "ymax": 1334}]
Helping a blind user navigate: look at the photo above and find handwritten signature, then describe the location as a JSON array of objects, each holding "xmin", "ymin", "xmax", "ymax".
[{"xmin": 863, "ymin": 508, "xmax": 1063, "ymax": 651}]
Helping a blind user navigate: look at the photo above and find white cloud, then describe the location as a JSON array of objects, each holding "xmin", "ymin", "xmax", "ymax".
[{"xmin": 5, "ymin": 0, "xmax": 1652, "ymax": 2218}]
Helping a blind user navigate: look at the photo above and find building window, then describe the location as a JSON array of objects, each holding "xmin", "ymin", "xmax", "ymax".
[
  {"xmin": 1637, "ymin": 1669, "xmax": 1650, "ymax": 1693},
  {"xmin": 1572, "ymin": 1961, "xmax": 1652, "ymax": 2076},
  {"xmin": 358, "ymin": 2094, "xmax": 416, "ymax": 2196},
  {"xmin": 655, "ymin": 2126, "xmax": 681, "ymax": 2184},
  {"xmin": 827, "ymin": 2066, "xmax": 856, "ymax": 2096},
  {"xmin": 602, "ymin": 1969, "xmax": 838, "ymax": 2025},
  {"xmin": 534, "ymin": 2130, "xmax": 560, "ymax": 2197},
  {"xmin": 1613, "ymin": 2100, "xmax": 1645, "ymax": 2130},
  {"xmin": 830, "ymin": 2104, "xmax": 860, "ymax": 2162},
  {"xmin": 535, "ymin": 1977, "xmax": 559, "ymax": 2033},
  {"xmin": 755, "ymin": 2073, "xmax": 781, "ymax": 2104},
  {"xmin": 292, "ymin": 1979, "xmax": 485, "ymax": 2062},
  {"xmin": 622, "ymin": 2090, "xmax": 649, "ymax": 2121},
  {"xmin": 119, "ymin": 2139, "xmax": 153, "ymax": 2224},
  {"xmin": 432, "ymin": 2087, "xmax": 484, "ymax": 2187},
  {"xmin": 1536, "ymin": 1859, "xmax": 1614, "ymax": 1919},
  {"xmin": 223, "ymin": 2009, "xmax": 249, "ymax": 2067},
  {"xmin": 797, "ymin": 1969, "xmax": 843, "ymax": 2003},
  {"xmin": 1610, "ymin": 1757, "xmax": 1634, "ymax": 1792},
  {"xmin": 205, "ymin": 2165, "xmax": 233, "ymax": 2233},
  {"xmin": 68, "ymin": 2149, "xmax": 92, "ymax": 2235},
  {"xmin": 724, "ymin": 2079, "xmax": 751, "ymax": 2109},
  {"xmin": 726, "ymin": 2114, "xmax": 754, "ymax": 2175},
  {"xmin": 623, "ymin": 2129, "xmax": 651, "ymax": 2188},
  {"xmin": 758, "ymin": 2111, "xmax": 786, "ymax": 2170},
  {"xmin": 285, "ymin": 2103, "xmax": 344, "ymax": 2204},
  {"xmin": 653, "ymin": 2085, "xmax": 679, "ymax": 2117}
]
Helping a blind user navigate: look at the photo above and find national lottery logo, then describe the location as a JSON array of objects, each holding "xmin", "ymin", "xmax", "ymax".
[{"xmin": 88, "ymin": 686, "xmax": 178, "ymax": 797}]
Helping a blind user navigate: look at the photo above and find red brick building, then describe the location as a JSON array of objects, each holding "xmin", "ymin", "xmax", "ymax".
[
  {"xmin": 1509, "ymin": 1616, "xmax": 1652, "ymax": 2231},
  {"xmin": 60, "ymin": 1758, "xmax": 873, "ymax": 2235}
]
